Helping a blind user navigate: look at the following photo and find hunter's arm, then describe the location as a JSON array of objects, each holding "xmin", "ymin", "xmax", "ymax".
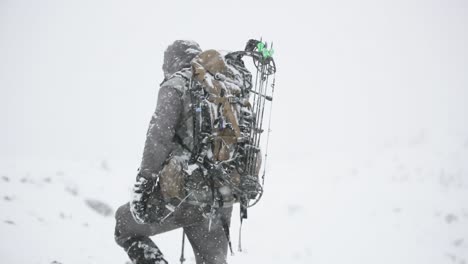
[
  {"xmin": 139, "ymin": 86, "xmax": 182, "ymax": 179},
  {"xmin": 130, "ymin": 86, "xmax": 182, "ymax": 224}
]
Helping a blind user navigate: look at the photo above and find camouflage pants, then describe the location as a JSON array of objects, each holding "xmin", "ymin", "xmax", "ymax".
[{"xmin": 114, "ymin": 201, "xmax": 232, "ymax": 264}]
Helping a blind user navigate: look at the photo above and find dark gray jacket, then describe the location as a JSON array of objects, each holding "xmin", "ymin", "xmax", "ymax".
[
  {"xmin": 138, "ymin": 72, "xmax": 189, "ymax": 179},
  {"xmin": 138, "ymin": 40, "xmax": 201, "ymax": 180}
]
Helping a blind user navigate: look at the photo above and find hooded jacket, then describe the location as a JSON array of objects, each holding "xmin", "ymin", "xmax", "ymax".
[{"xmin": 138, "ymin": 41, "xmax": 201, "ymax": 179}]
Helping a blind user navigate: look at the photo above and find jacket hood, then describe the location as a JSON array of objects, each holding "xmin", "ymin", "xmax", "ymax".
[{"xmin": 162, "ymin": 40, "xmax": 202, "ymax": 79}]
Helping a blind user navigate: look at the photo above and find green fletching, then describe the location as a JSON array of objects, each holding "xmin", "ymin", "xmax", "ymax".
[
  {"xmin": 263, "ymin": 49, "xmax": 274, "ymax": 58},
  {"xmin": 257, "ymin": 42, "xmax": 265, "ymax": 51},
  {"xmin": 256, "ymin": 41, "xmax": 274, "ymax": 58}
]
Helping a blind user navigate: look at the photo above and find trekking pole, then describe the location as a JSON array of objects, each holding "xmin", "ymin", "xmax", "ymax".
[
  {"xmin": 238, "ymin": 218, "xmax": 243, "ymax": 252},
  {"xmin": 179, "ymin": 230, "xmax": 186, "ymax": 264}
]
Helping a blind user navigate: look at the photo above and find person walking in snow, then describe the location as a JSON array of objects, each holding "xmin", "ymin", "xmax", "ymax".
[{"xmin": 114, "ymin": 40, "xmax": 256, "ymax": 264}]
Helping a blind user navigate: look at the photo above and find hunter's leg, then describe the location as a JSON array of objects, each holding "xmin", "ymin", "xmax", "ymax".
[
  {"xmin": 184, "ymin": 207, "xmax": 233, "ymax": 264},
  {"xmin": 114, "ymin": 202, "xmax": 181, "ymax": 264}
]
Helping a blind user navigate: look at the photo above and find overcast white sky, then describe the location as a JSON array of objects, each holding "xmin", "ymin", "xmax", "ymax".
[{"xmin": 1, "ymin": 0, "xmax": 467, "ymax": 166}]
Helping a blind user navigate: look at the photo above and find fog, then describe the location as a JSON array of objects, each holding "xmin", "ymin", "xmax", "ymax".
[
  {"xmin": 3, "ymin": 0, "xmax": 466, "ymax": 163},
  {"xmin": 1, "ymin": 0, "xmax": 467, "ymax": 263}
]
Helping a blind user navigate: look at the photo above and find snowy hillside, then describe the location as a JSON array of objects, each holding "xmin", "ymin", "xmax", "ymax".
[{"xmin": 1, "ymin": 133, "xmax": 467, "ymax": 263}]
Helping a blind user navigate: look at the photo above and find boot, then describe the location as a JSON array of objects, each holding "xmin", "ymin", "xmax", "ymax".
[{"xmin": 123, "ymin": 237, "xmax": 168, "ymax": 264}]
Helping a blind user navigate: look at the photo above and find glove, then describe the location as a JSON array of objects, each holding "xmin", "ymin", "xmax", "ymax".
[{"xmin": 129, "ymin": 174, "xmax": 159, "ymax": 224}]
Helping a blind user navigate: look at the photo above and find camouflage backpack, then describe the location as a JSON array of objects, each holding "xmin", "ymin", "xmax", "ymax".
[{"xmin": 158, "ymin": 49, "xmax": 261, "ymax": 205}]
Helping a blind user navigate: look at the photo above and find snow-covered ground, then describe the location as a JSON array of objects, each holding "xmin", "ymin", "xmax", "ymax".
[{"xmin": 1, "ymin": 132, "xmax": 467, "ymax": 264}]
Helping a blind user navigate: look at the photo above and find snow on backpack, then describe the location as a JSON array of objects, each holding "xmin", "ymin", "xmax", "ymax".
[
  {"xmin": 159, "ymin": 41, "xmax": 276, "ymax": 212},
  {"xmin": 158, "ymin": 49, "xmax": 256, "ymax": 201}
]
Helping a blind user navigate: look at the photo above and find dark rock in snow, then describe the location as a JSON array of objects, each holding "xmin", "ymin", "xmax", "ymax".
[
  {"xmin": 65, "ymin": 186, "xmax": 79, "ymax": 196},
  {"xmin": 446, "ymin": 254, "xmax": 467, "ymax": 264},
  {"xmin": 445, "ymin": 214, "xmax": 459, "ymax": 224},
  {"xmin": 101, "ymin": 160, "xmax": 110, "ymax": 171},
  {"xmin": 4, "ymin": 220, "xmax": 15, "ymax": 225},
  {"xmin": 1, "ymin": 175, "xmax": 9, "ymax": 182},
  {"xmin": 445, "ymin": 253, "xmax": 457, "ymax": 262},
  {"xmin": 3, "ymin": 196, "xmax": 13, "ymax": 201},
  {"xmin": 453, "ymin": 238, "xmax": 464, "ymax": 247},
  {"xmin": 59, "ymin": 212, "xmax": 72, "ymax": 220},
  {"xmin": 85, "ymin": 198, "xmax": 114, "ymax": 217}
]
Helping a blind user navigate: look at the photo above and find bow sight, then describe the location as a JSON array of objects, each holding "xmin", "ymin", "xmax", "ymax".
[{"xmin": 230, "ymin": 39, "xmax": 277, "ymax": 76}]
